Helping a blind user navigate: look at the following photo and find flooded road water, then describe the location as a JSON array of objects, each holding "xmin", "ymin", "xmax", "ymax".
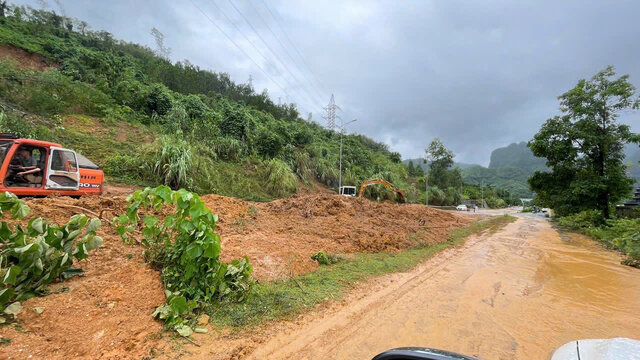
[{"xmin": 249, "ymin": 214, "xmax": 640, "ymax": 359}]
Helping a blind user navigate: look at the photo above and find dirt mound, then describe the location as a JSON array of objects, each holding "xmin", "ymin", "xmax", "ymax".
[
  {"xmin": 0, "ymin": 196, "xmax": 168, "ymax": 360},
  {"xmin": 0, "ymin": 44, "xmax": 58, "ymax": 71},
  {"xmin": 203, "ymin": 193, "xmax": 471, "ymax": 281}
]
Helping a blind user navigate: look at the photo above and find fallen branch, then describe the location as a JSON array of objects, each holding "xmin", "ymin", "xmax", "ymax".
[
  {"xmin": 58, "ymin": 204, "xmax": 143, "ymax": 241},
  {"xmin": 183, "ymin": 336, "xmax": 200, "ymax": 347}
]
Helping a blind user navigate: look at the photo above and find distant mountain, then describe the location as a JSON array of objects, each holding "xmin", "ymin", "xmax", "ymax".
[
  {"xmin": 488, "ymin": 142, "xmax": 547, "ymax": 172},
  {"xmin": 462, "ymin": 165, "xmax": 534, "ymax": 198},
  {"xmin": 406, "ymin": 141, "xmax": 640, "ymax": 198}
]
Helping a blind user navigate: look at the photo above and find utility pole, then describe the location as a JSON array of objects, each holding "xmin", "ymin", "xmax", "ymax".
[
  {"xmin": 323, "ymin": 94, "xmax": 340, "ymax": 131},
  {"xmin": 338, "ymin": 119, "xmax": 357, "ymax": 192},
  {"xmin": 247, "ymin": 74, "xmax": 253, "ymax": 88},
  {"xmin": 424, "ymin": 156, "xmax": 430, "ymax": 206},
  {"xmin": 481, "ymin": 180, "xmax": 484, "ymax": 209}
]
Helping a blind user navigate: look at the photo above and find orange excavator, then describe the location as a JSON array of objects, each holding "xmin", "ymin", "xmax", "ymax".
[
  {"xmin": 358, "ymin": 178, "xmax": 405, "ymax": 203},
  {"xmin": 0, "ymin": 134, "xmax": 104, "ymax": 197}
]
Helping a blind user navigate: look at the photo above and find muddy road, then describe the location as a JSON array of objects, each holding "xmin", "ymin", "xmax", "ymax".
[{"xmin": 246, "ymin": 213, "xmax": 640, "ymax": 360}]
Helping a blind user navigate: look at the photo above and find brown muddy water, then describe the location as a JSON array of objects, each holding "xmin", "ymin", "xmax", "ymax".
[{"xmin": 246, "ymin": 214, "xmax": 640, "ymax": 359}]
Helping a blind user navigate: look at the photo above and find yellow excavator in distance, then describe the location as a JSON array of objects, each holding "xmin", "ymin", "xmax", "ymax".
[{"xmin": 358, "ymin": 178, "xmax": 406, "ymax": 203}]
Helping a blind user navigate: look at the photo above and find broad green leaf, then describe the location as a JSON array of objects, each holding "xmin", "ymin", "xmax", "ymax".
[
  {"xmin": 60, "ymin": 268, "xmax": 84, "ymax": 281},
  {"xmin": 3, "ymin": 302, "xmax": 22, "ymax": 316},
  {"xmin": 143, "ymin": 216, "xmax": 158, "ymax": 228},
  {"xmin": 175, "ymin": 324, "xmax": 193, "ymax": 337},
  {"xmin": 12, "ymin": 202, "xmax": 30, "ymax": 219},
  {"xmin": 14, "ymin": 242, "xmax": 38, "ymax": 255},
  {"xmin": 115, "ymin": 225, "xmax": 127, "ymax": 236},
  {"xmin": 0, "ymin": 222, "xmax": 11, "ymax": 240},
  {"xmin": 169, "ymin": 295, "xmax": 188, "ymax": 314},
  {"xmin": 3, "ymin": 265, "xmax": 21, "ymax": 285},
  {"xmin": 0, "ymin": 288, "xmax": 14, "ymax": 306},
  {"xmin": 87, "ymin": 218, "xmax": 101, "ymax": 232},
  {"xmin": 67, "ymin": 229, "xmax": 81, "ymax": 241},
  {"xmin": 29, "ymin": 218, "xmax": 44, "ymax": 234},
  {"xmin": 85, "ymin": 236, "xmax": 103, "ymax": 251},
  {"xmin": 203, "ymin": 241, "xmax": 220, "ymax": 259},
  {"xmin": 185, "ymin": 244, "xmax": 202, "ymax": 259}
]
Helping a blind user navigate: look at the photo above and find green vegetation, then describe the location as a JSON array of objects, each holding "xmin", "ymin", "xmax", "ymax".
[
  {"xmin": 114, "ymin": 186, "xmax": 253, "ymax": 336},
  {"xmin": 557, "ymin": 210, "xmax": 640, "ymax": 267},
  {"xmin": 529, "ymin": 66, "xmax": 640, "ymax": 218},
  {"xmin": 208, "ymin": 215, "xmax": 516, "ymax": 327},
  {"xmin": 401, "ymin": 139, "xmax": 518, "ymax": 207},
  {"xmin": 0, "ymin": 192, "xmax": 102, "ymax": 323},
  {"xmin": 0, "ymin": 6, "xmax": 406, "ymax": 201}
]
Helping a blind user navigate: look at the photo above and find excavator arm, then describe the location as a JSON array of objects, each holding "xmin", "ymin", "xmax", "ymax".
[{"xmin": 358, "ymin": 178, "xmax": 406, "ymax": 202}]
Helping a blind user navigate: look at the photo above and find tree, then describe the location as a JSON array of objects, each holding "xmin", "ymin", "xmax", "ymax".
[
  {"xmin": 528, "ymin": 66, "xmax": 640, "ymax": 218},
  {"xmin": 425, "ymin": 138, "xmax": 455, "ymax": 188}
]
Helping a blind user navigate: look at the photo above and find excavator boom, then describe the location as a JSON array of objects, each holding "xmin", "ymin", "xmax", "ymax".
[{"xmin": 358, "ymin": 178, "xmax": 405, "ymax": 202}]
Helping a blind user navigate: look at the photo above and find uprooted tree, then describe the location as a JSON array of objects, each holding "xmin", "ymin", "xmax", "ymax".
[{"xmin": 528, "ymin": 66, "xmax": 640, "ymax": 217}]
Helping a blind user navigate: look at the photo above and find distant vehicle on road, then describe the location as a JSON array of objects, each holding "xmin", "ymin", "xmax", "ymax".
[
  {"xmin": 541, "ymin": 208, "xmax": 549, "ymax": 213},
  {"xmin": 456, "ymin": 204, "xmax": 467, "ymax": 211}
]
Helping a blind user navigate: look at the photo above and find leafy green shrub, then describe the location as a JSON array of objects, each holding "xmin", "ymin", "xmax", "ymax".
[
  {"xmin": 557, "ymin": 210, "xmax": 605, "ymax": 229},
  {"xmin": 114, "ymin": 186, "xmax": 253, "ymax": 334},
  {"xmin": 144, "ymin": 83, "xmax": 173, "ymax": 117},
  {"xmin": 261, "ymin": 158, "xmax": 298, "ymax": 197},
  {"xmin": 0, "ymin": 192, "xmax": 102, "ymax": 322},
  {"xmin": 311, "ymin": 251, "xmax": 342, "ymax": 265}
]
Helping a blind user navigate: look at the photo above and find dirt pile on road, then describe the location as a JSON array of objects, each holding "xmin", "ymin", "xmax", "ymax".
[{"xmin": 204, "ymin": 193, "xmax": 472, "ymax": 281}]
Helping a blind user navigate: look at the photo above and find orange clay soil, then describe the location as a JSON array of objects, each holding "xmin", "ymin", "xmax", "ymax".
[
  {"xmin": 0, "ymin": 44, "xmax": 58, "ymax": 71},
  {"xmin": 0, "ymin": 192, "xmax": 471, "ymax": 359},
  {"xmin": 204, "ymin": 192, "xmax": 472, "ymax": 281}
]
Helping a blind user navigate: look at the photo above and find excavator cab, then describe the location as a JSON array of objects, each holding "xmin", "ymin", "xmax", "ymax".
[
  {"xmin": 339, "ymin": 186, "xmax": 357, "ymax": 197},
  {"xmin": 0, "ymin": 135, "xmax": 103, "ymax": 196}
]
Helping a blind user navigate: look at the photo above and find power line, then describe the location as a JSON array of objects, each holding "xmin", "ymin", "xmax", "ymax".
[
  {"xmin": 189, "ymin": 0, "xmax": 312, "ymax": 115},
  {"xmin": 242, "ymin": 0, "xmax": 329, "ymax": 102},
  {"xmin": 205, "ymin": 0, "xmax": 318, "ymax": 115},
  {"xmin": 188, "ymin": 1, "xmax": 287, "ymax": 99},
  {"xmin": 225, "ymin": 0, "xmax": 326, "ymax": 111},
  {"xmin": 259, "ymin": 0, "xmax": 330, "ymax": 97}
]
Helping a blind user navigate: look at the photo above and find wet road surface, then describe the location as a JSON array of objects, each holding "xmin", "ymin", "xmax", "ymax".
[{"xmin": 249, "ymin": 213, "xmax": 640, "ymax": 359}]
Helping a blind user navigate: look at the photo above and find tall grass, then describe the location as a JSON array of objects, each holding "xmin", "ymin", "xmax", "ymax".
[
  {"xmin": 152, "ymin": 135, "xmax": 192, "ymax": 189},
  {"xmin": 261, "ymin": 158, "xmax": 298, "ymax": 197}
]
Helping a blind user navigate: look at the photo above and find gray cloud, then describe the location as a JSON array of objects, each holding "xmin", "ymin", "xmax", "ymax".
[{"xmin": 14, "ymin": 0, "xmax": 640, "ymax": 165}]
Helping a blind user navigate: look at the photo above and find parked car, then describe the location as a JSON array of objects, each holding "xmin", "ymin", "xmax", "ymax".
[{"xmin": 456, "ymin": 204, "xmax": 467, "ymax": 211}]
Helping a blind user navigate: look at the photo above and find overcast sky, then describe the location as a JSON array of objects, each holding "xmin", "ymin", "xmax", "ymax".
[{"xmin": 15, "ymin": 0, "xmax": 640, "ymax": 165}]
